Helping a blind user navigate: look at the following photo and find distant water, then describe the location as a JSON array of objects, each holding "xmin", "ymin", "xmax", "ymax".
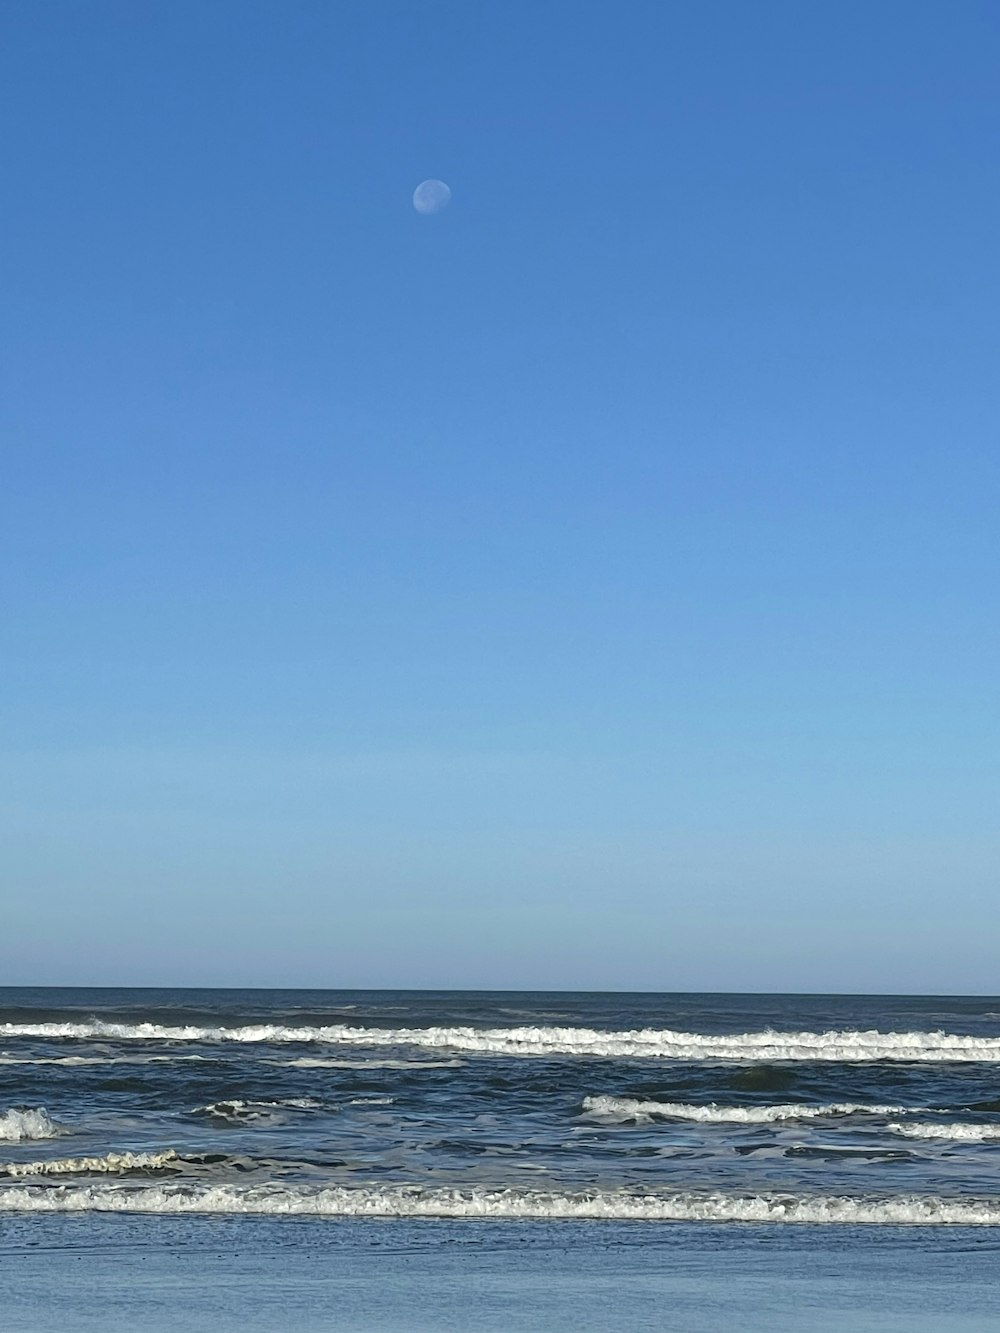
[{"xmin": 3, "ymin": 988, "xmax": 1000, "ymax": 1224}]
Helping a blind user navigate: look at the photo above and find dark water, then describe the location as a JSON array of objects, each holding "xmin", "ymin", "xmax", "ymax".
[{"xmin": 2, "ymin": 989, "xmax": 1000, "ymax": 1222}]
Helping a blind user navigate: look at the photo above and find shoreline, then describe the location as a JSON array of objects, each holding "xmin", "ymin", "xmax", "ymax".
[{"xmin": 3, "ymin": 1215, "xmax": 998, "ymax": 1333}]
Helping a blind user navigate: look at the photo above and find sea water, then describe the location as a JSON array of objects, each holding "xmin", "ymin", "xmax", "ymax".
[{"xmin": 2, "ymin": 989, "xmax": 1000, "ymax": 1329}]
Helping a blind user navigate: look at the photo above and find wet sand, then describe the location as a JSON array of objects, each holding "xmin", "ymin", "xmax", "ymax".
[{"xmin": 2, "ymin": 1215, "xmax": 998, "ymax": 1332}]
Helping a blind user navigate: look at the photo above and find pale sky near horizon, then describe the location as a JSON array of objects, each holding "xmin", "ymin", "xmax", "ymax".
[{"xmin": 2, "ymin": 1, "xmax": 998, "ymax": 992}]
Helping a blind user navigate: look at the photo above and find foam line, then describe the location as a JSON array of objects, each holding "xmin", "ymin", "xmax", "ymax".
[
  {"xmin": 6, "ymin": 1021, "xmax": 1000, "ymax": 1062},
  {"xmin": 0, "ymin": 1149, "xmax": 181, "ymax": 1178},
  {"xmin": 581, "ymin": 1096, "xmax": 909, "ymax": 1124},
  {"xmin": 193, "ymin": 1099, "xmax": 320, "ymax": 1122},
  {"xmin": 888, "ymin": 1122, "xmax": 1000, "ymax": 1142},
  {"xmin": 1, "ymin": 1182, "xmax": 998, "ymax": 1224}
]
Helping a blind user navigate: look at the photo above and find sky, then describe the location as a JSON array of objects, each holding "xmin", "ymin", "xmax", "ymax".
[{"xmin": 2, "ymin": 1, "xmax": 998, "ymax": 992}]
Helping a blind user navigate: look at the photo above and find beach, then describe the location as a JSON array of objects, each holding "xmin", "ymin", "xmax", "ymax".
[
  {"xmin": 5, "ymin": 3, "xmax": 996, "ymax": 1326},
  {"xmin": 4, "ymin": 1214, "xmax": 999, "ymax": 1332},
  {"xmin": 3, "ymin": 988, "xmax": 1000, "ymax": 1327}
]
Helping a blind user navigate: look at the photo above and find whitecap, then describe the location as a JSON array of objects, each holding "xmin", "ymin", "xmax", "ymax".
[
  {"xmin": 0, "ymin": 1107, "xmax": 64, "ymax": 1142},
  {"xmin": 0, "ymin": 1054, "xmax": 207, "ymax": 1067},
  {"xmin": 0, "ymin": 1149, "xmax": 180, "ymax": 1178},
  {"xmin": 581, "ymin": 1096, "xmax": 909, "ymax": 1124},
  {"xmin": 888, "ymin": 1122, "xmax": 1000, "ymax": 1142},
  {"xmin": 268, "ymin": 1057, "xmax": 464, "ymax": 1070},
  {"xmin": 193, "ymin": 1099, "xmax": 321, "ymax": 1123},
  {"xmin": 0, "ymin": 1181, "xmax": 997, "ymax": 1224},
  {"xmin": 6, "ymin": 1019, "xmax": 1000, "ymax": 1062}
]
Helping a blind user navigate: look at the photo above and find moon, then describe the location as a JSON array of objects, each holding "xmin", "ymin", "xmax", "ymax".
[{"xmin": 413, "ymin": 179, "xmax": 452, "ymax": 215}]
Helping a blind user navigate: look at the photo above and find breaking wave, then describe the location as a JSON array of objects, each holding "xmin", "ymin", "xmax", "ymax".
[
  {"xmin": 0, "ymin": 1149, "xmax": 181, "ymax": 1178},
  {"xmin": 0, "ymin": 1054, "xmax": 207, "ymax": 1067},
  {"xmin": 268, "ymin": 1057, "xmax": 464, "ymax": 1070},
  {"xmin": 889, "ymin": 1122, "xmax": 1000, "ymax": 1142},
  {"xmin": 1, "ymin": 1182, "xmax": 998, "ymax": 1224},
  {"xmin": 193, "ymin": 1099, "xmax": 320, "ymax": 1123},
  {"xmin": 581, "ymin": 1097, "xmax": 909, "ymax": 1124},
  {"xmin": 6, "ymin": 1021, "xmax": 1000, "ymax": 1062},
  {"xmin": 0, "ymin": 1107, "xmax": 64, "ymax": 1142}
]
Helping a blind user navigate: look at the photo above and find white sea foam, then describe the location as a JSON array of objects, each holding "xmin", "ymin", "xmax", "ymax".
[
  {"xmin": 195, "ymin": 1099, "xmax": 320, "ymax": 1122},
  {"xmin": 0, "ymin": 1181, "xmax": 997, "ymax": 1224},
  {"xmin": 888, "ymin": 1122, "xmax": 1000, "ymax": 1142},
  {"xmin": 581, "ymin": 1097, "xmax": 909, "ymax": 1124},
  {"xmin": 268, "ymin": 1057, "xmax": 464, "ymax": 1070},
  {"xmin": 0, "ymin": 1149, "xmax": 180, "ymax": 1178},
  {"xmin": 6, "ymin": 1020, "xmax": 1000, "ymax": 1062},
  {"xmin": 0, "ymin": 1055, "xmax": 207, "ymax": 1067},
  {"xmin": 0, "ymin": 1107, "xmax": 64, "ymax": 1142}
]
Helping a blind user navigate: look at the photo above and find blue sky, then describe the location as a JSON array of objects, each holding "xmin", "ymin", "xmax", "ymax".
[{"xmin": 2, "ymin": 1, "xmax": 998, "ymax": 990}]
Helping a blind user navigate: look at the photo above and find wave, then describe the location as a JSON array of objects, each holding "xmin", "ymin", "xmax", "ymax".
[
  {"xmin": 0, "ymin": 1149, "xmax": 181, "ymax": 1179},
  {"xmin": 581, "ymin": 1097, "xmax": 908, "ymax": 1124},
  {"xmin": 193, "ymin": 1099, "xmax": 320, "ymax": 1123},
  {"xmin": 267, "ymin": 1057, "xmax": 465, "ymax": 1070},
  {"xmin": 0, "ymin": 1055, "xmax": 207, "ymax": 1067},
  {"xmin": 192, "ymin": 1095, "xmax": 394, "ymax": 1121},
  {"xmin": 889, "ymin": 1122, "xmax": 1000, "ymax": 1142},
  {"xmin": 0, "ymin": 1107, "xmax": 64, "ymax": 1142},
  {"xmin": 6, "ymin": 1020, "xmax": 1000, "ymax": 1062},
  {"xmin": 0, "ymin": 1182, "xmax": 998, "ymax": 1224}
]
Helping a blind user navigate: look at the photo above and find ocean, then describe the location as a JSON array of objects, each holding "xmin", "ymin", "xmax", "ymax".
[{"xmin": 2, "ymin": 988, "xmax": 1000, "ymax": 1330}]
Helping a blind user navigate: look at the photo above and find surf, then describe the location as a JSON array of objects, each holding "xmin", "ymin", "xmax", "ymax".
[
  {"xmin": 2, "ymin": 1181, "xmax": 1000, "ymax": 1224},
  {"xmin": 7, "ymin": 1020, "xmax": 1000, "ymax": 1062},
  {"xmin": 581, "ymin": 1096, "xmax": 912, "ymax": 1124},
  {"xmin": 0, "ymin": 1107, "xmax": 64, "ymax": 1142}
]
